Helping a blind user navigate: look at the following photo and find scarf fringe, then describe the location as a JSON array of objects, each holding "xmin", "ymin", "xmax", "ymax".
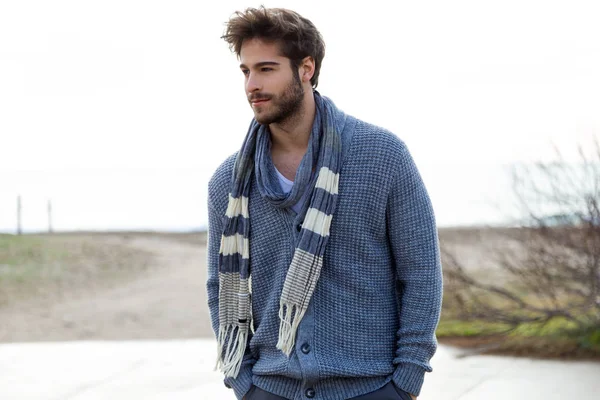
[
  {"xmin": 276, "ymin": 303, "xmax": 305, "ymax": 356},
  {"xmin": 215, "ymin": 324, "xmax": 248, "ymax": 378}
]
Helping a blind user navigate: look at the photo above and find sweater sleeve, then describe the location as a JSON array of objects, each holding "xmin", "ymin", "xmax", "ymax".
[
  {"xmin": 386, "ymin": 144, "xmax": 443, "ymax": 397},
  {"xmin": 206, "ymin": 168, "xmax": 256, "ymax": 399}
]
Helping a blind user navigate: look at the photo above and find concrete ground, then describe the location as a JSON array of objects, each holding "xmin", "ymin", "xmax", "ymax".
[{"xmin": 1, "ymin": 340, "xmax": 599, "ymax": 400}]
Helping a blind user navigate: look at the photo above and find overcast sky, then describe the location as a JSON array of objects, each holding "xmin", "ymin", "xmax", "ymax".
[{"xmin": 1, "ymin": 0, "xmax": 599, "ymax": 232}]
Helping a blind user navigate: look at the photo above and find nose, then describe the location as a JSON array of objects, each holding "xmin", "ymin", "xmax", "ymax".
[{"xmin": 246, "ymin": 72, "xmax": 261, "ymax": 94}]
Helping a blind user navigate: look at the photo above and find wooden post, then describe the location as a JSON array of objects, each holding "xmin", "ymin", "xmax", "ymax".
[
  {"xmin": 48, "ymin": 199, "xmax": 53, "ymax": 233},
  {"xmin": 17, "ymin": 195, "xmax": 22, "ymax": 235}
]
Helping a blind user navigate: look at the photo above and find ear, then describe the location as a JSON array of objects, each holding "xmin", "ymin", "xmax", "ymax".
[{"xmin": 299, "ymin": 56, "xmax": 315, "ymax": 83}]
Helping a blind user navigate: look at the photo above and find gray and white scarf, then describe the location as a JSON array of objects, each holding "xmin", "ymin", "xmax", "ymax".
[{"xmin": 216, "ymin": 92, "xmax": 342, "ymax": 378}]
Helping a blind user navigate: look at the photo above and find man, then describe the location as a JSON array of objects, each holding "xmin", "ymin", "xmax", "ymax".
[{"xmin": 207, "ymin": 7, "xmax": 442, "ymax": 400}]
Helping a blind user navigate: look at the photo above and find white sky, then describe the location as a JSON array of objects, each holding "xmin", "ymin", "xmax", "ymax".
[{"xmin": 1, "ymin": 0, "xmax": 599, "ymax": 232}]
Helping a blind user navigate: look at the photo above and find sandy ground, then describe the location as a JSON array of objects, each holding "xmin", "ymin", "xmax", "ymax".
[
  {"xmin": 0, "ymin": 233, "xmax": 214, "ymax": 342},
  {"xmin": 0, "ymin": 228, "xmax": 555, "ymax": 343},
  {"xmin": 3, "ymin": 231, "xmax": 600, "ymax": 400}
]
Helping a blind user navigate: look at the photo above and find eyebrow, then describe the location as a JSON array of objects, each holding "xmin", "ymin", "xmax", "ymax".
[{"xmin": 239, "ymin": 61, "xmax": 281, "ymax": 69}]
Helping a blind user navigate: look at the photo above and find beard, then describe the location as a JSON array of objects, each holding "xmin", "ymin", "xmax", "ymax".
[{"xmin": 250, "ymin": 71, "xmax": 304, "ymax": 126}]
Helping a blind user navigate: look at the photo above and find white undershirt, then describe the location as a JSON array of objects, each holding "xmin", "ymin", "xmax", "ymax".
[{"xmin": 274, "ymin": 167, "xmax": 304, "ymax": 214}]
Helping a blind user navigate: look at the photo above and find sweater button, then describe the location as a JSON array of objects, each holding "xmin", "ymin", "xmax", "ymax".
[
  {"xmin": 296, "ymin": 223, "xmax": 302, "ymax": 232},
  {"xmin": 301, "ymin": 343, "xmax": 311, "ymax": 354},
  {"xmin": 305, "ymin": 388, "xmax": 316, "ymax": 398}
]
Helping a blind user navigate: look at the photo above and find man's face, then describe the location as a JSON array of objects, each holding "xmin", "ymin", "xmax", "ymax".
[{"xmin": 239, "ymin": 38, "xmax": 304, "ymax": 125}]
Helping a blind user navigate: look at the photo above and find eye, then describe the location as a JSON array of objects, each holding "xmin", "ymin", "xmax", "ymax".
[
  {"xmin": 241, "ymin": 69, "xmax": 250, "ymax": 76},
  {"xmin": 261, "ymin": 67, "xmax": 273, "ymax": 72}
]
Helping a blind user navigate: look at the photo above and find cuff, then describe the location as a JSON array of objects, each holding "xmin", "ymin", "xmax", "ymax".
[
  {"xmin": 392, "ymin": 363, "xmax": 425, "ymax": 397},
  {"xmin": 223, "ymin": 363, "xmax": 254, "ymax": 400}
]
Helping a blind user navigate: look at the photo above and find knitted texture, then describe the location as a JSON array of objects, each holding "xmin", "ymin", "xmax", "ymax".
[{"xmin": 207, "ymin": 112, "xmax": 443, "ymax": 400}]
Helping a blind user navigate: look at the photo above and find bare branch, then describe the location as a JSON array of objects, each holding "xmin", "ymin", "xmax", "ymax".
[{"xmin": 441, "ymin": 141, "xmax": 600, "ymax": 334}]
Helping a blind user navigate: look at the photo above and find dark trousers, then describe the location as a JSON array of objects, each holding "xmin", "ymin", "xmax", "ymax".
[{"xmin": 245, "ymin": 381, "xmax": 412, "ymax": 400}]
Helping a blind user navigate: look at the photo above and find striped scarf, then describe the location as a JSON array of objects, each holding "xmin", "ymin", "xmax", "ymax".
[{"xmin": 216, "ymin": 92, "xmax": 341, "ymax": 378}]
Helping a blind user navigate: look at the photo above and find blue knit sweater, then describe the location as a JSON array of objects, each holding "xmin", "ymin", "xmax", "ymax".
[{"xmin": 207, "ymin": 111, "xmax": 443, "ymax": 400}]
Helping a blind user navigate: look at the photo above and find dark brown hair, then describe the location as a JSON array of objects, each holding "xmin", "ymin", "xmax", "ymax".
[{"xmin": 221, "ymin": 6, "xmax": 325, "ymax": 88}]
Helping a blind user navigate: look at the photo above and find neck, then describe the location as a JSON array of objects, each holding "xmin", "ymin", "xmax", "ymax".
[{"xmin": 269, "ymin": 90, "xmax": 316, "ymax": 153}]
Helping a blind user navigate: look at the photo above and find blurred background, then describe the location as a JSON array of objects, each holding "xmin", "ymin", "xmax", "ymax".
[
  {"xmin": 1, "ymin": 0, "xmax": 599, "ymax": 398},
  {"xmin": 3, "ymin": 0, "xmax": 599, "ymax": 233}
]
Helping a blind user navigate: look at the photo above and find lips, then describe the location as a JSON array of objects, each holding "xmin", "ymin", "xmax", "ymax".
[
  {"xmin": 249, "ymin": 95, "xmax": 270, "ymax": 105},
  {"xmin": 251, "ymin": 99, "xmax": 269, "ymax": 105}
]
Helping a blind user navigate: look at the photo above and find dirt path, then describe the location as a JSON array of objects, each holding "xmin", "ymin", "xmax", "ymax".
[{"xmin": 0, "ymin": 234, "xmax": 214, "ymax": 342}]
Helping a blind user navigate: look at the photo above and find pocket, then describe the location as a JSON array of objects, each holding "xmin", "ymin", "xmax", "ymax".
[
  {"xmin": 391, "ymin": 383, "xmax": 413, "ymax": 400},
  {"xmin": 245, "ymin": 385, "xmax": 288, "ymax": 400},
  {"xmin": 347, "ymin": 382, "xmax": 410, "ymax": 400},
  {"xmin": 244, "ymin": 385, "xmax": 257, "ymax": 400}
]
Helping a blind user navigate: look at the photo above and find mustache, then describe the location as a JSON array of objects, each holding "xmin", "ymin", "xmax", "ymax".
[{"xmin": 248, "ymin": 93, "xmax": 272, "ymax": 102}]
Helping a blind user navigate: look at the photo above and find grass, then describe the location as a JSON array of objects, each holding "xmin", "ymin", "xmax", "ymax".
[
  {"xmin": 437, "ymin": 313, "xmax": 600, "ymax": 359},
  {"xmin": 436, "ymin": 317, "xmax": 588, "ymax": 339},
  {"xmin": 437, "ymin": 224, "xmax": 600, "ymax": 359},
  {"xmin": 0, "ymin": 235, "xmax": 69, "ymax": 290},
  {"xmin": 438, "ymin": 249, "xmax": 600, "ymax": 359},
  {"xmin": 0, "ymin": 233, "xmax": 154, "ymax": 307},
  {"xmin": 436, "ymin": 319, "xmax": 511, "ymax": 337}
]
